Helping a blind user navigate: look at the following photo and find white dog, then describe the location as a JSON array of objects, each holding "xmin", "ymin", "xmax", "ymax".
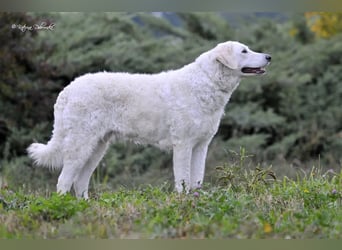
[{"xmin": 27, "ymin": 41, "xmax": 271, "ymax": 198}]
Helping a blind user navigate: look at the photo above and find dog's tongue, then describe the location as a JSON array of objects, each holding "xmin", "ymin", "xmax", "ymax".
[{"xmin": 242, "ymin": 67, "xmax": 265, "ymax": 74}]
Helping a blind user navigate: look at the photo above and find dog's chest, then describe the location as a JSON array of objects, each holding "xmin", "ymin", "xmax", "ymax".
[{"xmin": 173, "ymin": 107, "xmax": 223, "ymax": 142}]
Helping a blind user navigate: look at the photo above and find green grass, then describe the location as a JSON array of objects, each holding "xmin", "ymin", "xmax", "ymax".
[{"xmin": 1, "ymin": 165, "xmax": 341, "ymax": 239}]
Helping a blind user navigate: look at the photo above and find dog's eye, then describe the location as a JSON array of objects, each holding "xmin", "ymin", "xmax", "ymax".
[{"xmin": 242, "ymin": 49, "xmax": 248, "ymax": 54}]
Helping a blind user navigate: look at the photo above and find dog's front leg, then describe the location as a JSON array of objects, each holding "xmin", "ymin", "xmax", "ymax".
[
  {"xmin": 172, "ymin": 143, "xmax": 192, "ymax": 193},
  {"xmin": 190, "ymin": 140, "xmax": 210, "ymax": 189}
]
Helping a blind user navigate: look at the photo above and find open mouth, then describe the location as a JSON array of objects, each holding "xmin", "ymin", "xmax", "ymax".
[{"xmin": 241, "ymin": 67, "xmax": 266, "ymax": 75}]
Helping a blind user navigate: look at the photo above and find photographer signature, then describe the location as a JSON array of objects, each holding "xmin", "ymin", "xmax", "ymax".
[{"xmin": 12, "ymin": 22, "xmax": 55, "ymax": 32}]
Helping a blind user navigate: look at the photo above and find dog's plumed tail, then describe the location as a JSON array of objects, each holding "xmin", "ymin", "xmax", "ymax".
[
  {"xmin": 27, "ymin": 87, "xmax": 68, "ymax": 171},
  {"xmin": 27, "ymin": 141, "xmax": 63, "ymax": 170},
  {"xmin": 27, "ymin": 105, "xmax": 64, "ymax": 170}
]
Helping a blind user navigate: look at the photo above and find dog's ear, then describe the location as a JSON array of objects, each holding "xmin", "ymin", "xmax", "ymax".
[{"xmin": 216, "ymin": 43, "xmax": 239, "ymax": 70}]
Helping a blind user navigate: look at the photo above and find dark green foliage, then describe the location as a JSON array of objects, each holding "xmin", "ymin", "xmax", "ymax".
[
  {"xmin": 179, "ymin": 13, "xmax": 233, "ymax": 41},
  {"xmin": 291, "ymin": 13, "xmax": 315, "ymax": 44},
  {"xmin": 0, "ymin": 13, "xmax": 63, "ymax": 159},
  {"xmin": 0, "ymin": 13, "xmax": 341, "ymax": 191}
]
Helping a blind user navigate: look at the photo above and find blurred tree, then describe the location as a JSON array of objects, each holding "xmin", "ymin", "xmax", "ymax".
[
  {"xmin": 289, "ymin": 13, "xmax": 314, "ymax": 44},
  {"xmin": 0, "ymin": 13, "xmax": 60, "ymax": 157},
  {"xmin": 179, "ymin": 13, "xmax": 233, "ymax": 41},
  {"xmin": 305, "ymin": 12, "xmax": 342, "ymax": 38}
]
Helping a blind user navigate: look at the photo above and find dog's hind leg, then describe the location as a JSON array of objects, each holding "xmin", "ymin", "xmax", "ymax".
[
  {"xmin": 56, "ymin": 136, "xmax": 97, "ymax": 196},
  {"xmin": 73, "ymin": 139, "xmax": 110, "ymax": 199}
]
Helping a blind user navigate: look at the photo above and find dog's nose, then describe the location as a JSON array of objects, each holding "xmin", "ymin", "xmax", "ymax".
[{"xmin": 265, "ymin": 54, "xmax": 271, "ymax": 62}]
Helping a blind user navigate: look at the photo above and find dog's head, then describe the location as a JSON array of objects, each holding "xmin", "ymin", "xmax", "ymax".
[{"xmin": 214, "ymin": 41, "xmax": 271, "ymax": 76}]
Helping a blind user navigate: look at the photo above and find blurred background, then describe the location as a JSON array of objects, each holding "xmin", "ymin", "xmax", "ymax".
[{"xmin": 0, "ymin": 12, "xmax": 341, "ymax": 192}]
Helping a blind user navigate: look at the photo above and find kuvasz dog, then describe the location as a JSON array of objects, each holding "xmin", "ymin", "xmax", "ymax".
[{"xmin": 28, "ymin": 41, "xmax": 271, "ymax": 198}]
